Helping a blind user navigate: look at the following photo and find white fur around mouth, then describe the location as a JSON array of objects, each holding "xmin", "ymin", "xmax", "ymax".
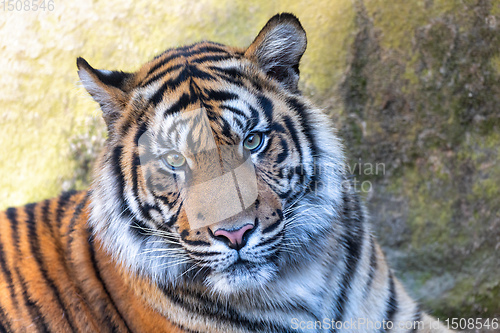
[{"xmin": 205, "ymin": 261, "xmax": 278, "ymax": 294}]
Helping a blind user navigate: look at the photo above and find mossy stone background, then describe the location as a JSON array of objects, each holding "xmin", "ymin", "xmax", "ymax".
[{"xmin": 1, "ymin": 0, "xmax": 499, "ymax": 319}]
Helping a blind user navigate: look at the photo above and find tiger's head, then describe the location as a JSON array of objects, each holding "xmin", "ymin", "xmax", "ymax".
[{"xmin": 80, "ymin": 13, "xmax": 345, "ymax": 295}]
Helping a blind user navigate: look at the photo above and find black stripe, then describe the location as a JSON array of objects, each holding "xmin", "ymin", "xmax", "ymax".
[
  {"xmin": 150, "ymin": 68, "xmax": 191, "ymax": 106},
  {"xmin": 156, "ymin": 44, "xmax": 229, "ymax": 64},
  {"xmin": 180, "ymin": 230, "xmax": 210, "ymax": 247},
  {"xmin": 331, "ymin": 192, "xmax": 365, "ymax": 331},
  {"xmin": 8, "ymin": 206, "xmax": 50, "ymax": 332},
  {"xmin": 147, "ymin": 44, "xmax": 231, "ymax": 85},
  {"xmin": 275, "ymin": 138, "xmax": 290, "ymax": 164},
  {"xmin": 218, "ymin": 115, "xmax": 235, "ymax": 140},
  {"xmin": 234, "ymin": 118, "xmax": 245, "ymax": 132},
  {"xmin": 154, "ymin": 193, "xmax": 175, "ymax": 207},
  {"xmin": 286, "ymin": 97, "xmax": 320, "ymax": 188},
  {"xmin": 134, "ymin": 121, "xmax": 149, "ymax": 147},
  {"xmin": 190, "ymin": 54, "xmax": 232, "ymax": 64},
  {"xmin": 87, "ymin": 231, "xmax": 131, "ymax": 333},
  {"xmin": 110, "ymin": 146, "xmax": 152, "ymax": 241},
  {"xmin": 40, "ymin": 199, "xmax": 54, "ymax": 239},
  {"xmin": 282, "ymin": 115, "xmax": 303, "ymax": 186},
  {"xmin": 147, "ymin": 60, "xmax": 226, "ymax": 105},
  {"xmin": 93, "ymin": 70, "xmax": 132, "ymax": 90},
  {"xmin": 0, "ymin": 305, "xmax": 9, "ymax": 333},
  {"xmin": 268, "ymin": 121, "xmax": 286, "ymax": 133},
  {"xmin": 185, "ymin": 45, "xmax": 230, "ymax": 56},
  {"xmin": 256, "ymin": 133, "xmax": 281, "ymax": 161},
  {"xmin": 182, "ymin": 239, "xmax": 211, "ymax": 247},
  {"xmin": 129, "ymin": 219, "xmax": 154, "ymax": 238},
  {"xmin": 148, "ymin": 51, "xmax": 186, "ymax": 76},
  {"xmin": 221, "ymin": 105, "xmax": 248, "ymax": 119},
  {"xmin": 128, "ymin": 216, "xmax": 156, "ymax": 240},
  {"xmin": 257, "ymin": 231, "xmax": 281, "ymax": 248},
  {"xmin": 411, "ymin": 306, "xmax": 422, "ymax": 333},
  {"xmin": 160, "ymin": 285, "xmax": 298, "ymax": 333},
  {"xmin": 0, "ymin": 298, "xmax": 12, "ymax": 332},
  {"xmin": 258, "ymin": 94, "xmax": 274, "ymax": 123},
  {"xmin": 189, "ymin": 66, "xmax": 216, "ymax": 81},
  {"xmin": 55, "ymin": 190, "xmax": 77, "ymax": 231},
  {"xmin": 363, "ymin": 235, "xmax": 377, "ymax": 298},
  {"xmin": 282, "ymin": 116, "xmax": 302, "ymax": 160},
  {"xmin": 208, "ymin": 66, "xmax": 244, "ymax": 79},
  {"xmin": 151, "ymin": 43, "xmax": 228, "ymax": 66},
  {"xmin": 65, "ymin": 194, "xmax": 90, "ymax": 263},
  {"xmin": 0, "ymin": 214, "xmax": 19, "ymax": 322},
  {"xmin": 4, "ymin": 208, "xmax": 26, "ymax": 326},
  {"xmin": 111, "ymin": 145, "xmax": 127, "ymax": 202},
  {"xmin": 115, "ymin": 97, "xmax": 148, "ymax": 138},
  {"xmin": 247, "ymin": 105, "xmax": 260, "ymax": 129},
  {"xmin": 384, "ymin": 271, "xmax": 398, "ymax": 330},
  {"xmin": 131, "ymin": 150, "xmax": 153, "ymax": 221},
  {"xmin": 18, "ymin": 277, "xmax": 48, "ymax": 332},
  {"xmin": 165, "ymin": 202, "xmax": 183, "ymax": 228},
  {"xmin": 141, "ymin": 64, "xmax": 184, "ymax": 87},
  {"xmin": 188, "ymin": 250, "xmax": 222, "ymax": 257},
  {"xmin": 209, "ymin": 69, "xmax": 245, "ymax": 87},
  {"xmin": 204, "ymin": 90, "xmax": 238, "ymax": 102},
  {"xmin": 162, "ymin": 93, "xmax": 199, "ymax": 117},
  {"xmin": 25, "ymin": 203, "xmax": 69, "ymax": 332},
  {"xmin": 262, "ymin": 219, "xmax": 282, "ymax": 234}
]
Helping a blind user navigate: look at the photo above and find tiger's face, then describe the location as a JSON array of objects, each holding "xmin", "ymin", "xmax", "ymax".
[
  {"xmin": 133, "ymin": 70, "xmax": 303, "ymax": 292},
  {"xmin": 80, "ymin": 14, "xmax": 345, "ymax": 295}
]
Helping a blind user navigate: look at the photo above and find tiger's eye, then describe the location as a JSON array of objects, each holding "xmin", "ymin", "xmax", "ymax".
[
  {"xmin": 243, "ymin": 133, "xmax": 263, "ymax": 151},
  {"xmin": 163, "ymin": 152, "xmax": 186, "ymax": 168}
]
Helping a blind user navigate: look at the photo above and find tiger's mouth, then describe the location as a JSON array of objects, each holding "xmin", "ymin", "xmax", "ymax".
[
  {"xmin": 232, "ymin": 254, "xmax": 268, "ymax": 269},
  {"xmin": 225, "ymin": 259, "xmax": 257, "ymax": 273},
  {"xmin": 206, "ymin": 260, "xmax": 278, "ymax": 293},
  {"xmin": 198, "ymin": 234, "xmax": 282, "ymax": 293}
]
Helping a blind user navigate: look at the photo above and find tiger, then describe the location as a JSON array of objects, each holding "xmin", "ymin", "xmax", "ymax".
[{"xmin": 0, "ymin": 13, "xmax": 452, "ymax": 333}]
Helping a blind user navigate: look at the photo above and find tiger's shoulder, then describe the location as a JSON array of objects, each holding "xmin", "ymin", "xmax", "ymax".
[{"xmin": 0, "ymin": 191, "xmax": 185, "ymax": 332}]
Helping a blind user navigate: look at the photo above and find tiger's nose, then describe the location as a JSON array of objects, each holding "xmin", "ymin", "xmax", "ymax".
[{"xmin": 213, "ymin": 224, "xmax": 254, "ymax": 250}]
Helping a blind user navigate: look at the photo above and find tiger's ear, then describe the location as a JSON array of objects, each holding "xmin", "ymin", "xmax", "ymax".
[
  {"xmin": 244, "ymin": 13, "xmax": 307, "ymax": 92},
  {"xmin": 77, "ymin": 57, "xmax": 133, "ymax": 130}
]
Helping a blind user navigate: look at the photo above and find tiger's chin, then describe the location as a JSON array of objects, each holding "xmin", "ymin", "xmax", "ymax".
[{"xmin": 205, "ymin": 261, "xmax": 278, "ymax": 295}]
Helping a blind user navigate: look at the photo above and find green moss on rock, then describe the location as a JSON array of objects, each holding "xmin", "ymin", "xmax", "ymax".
[{"xmin": 339, "ymin": 0, "xmax": 500, "ymax": 317}]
